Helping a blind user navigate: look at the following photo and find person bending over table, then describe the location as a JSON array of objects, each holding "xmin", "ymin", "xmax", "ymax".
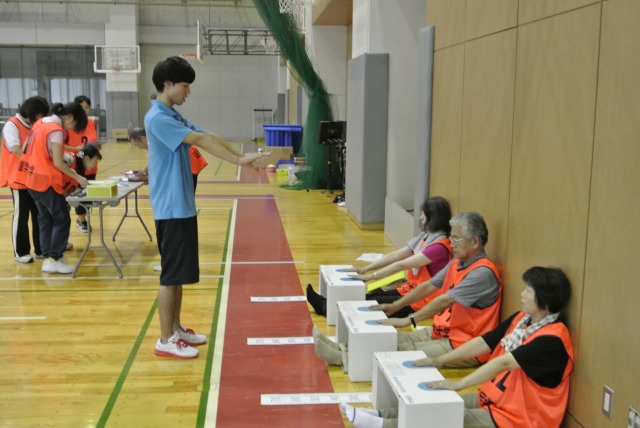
[
  {"xmin": 16, "ymin": 102, "xmax": 89, "ymax": 274},
  {"xmin": 306, "ymin": 195, "xmax": 453, "ymax": 318},
  {"xmin": 313, "ymin": 211, "xmax": 501, "ymax": 371},
  {"xmin": 341, "ymin": 266, "xmax": 574, "ymax": 428}
]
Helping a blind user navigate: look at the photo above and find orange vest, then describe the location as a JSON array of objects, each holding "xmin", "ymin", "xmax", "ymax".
[
  {"xmin": 1, "ymin": 117, "xmax": 31, "ymax": 189},
  {"xmin": 477, "ymin": 312, "xmax": 574, "ymax": 428},
  {"xmin": 396, "ymin": 238, "xmax": 453, "ymax": 311},
  {"xmin": 431, "ymin": 257, "xmax": 502, "ymax": 362},
  {"xmin": 61, "ymin": 155, "xmax": 79, "ymax": 195},
  {"xmin": 68, "ymin": 117, "xmax": 99, "ymax": 176},
  {"xmin": 19, "ymin": 119, "xmax": 66, "ymax": 194},
  {"xmin": 189, "ymin": 146, "xmax": 208, "ymax": 175}
]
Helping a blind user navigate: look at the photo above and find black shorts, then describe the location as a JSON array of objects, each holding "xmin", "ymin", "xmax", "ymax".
[{"xmin": 155, "ymin": 216, "xmax": 199, "ymax": 286}]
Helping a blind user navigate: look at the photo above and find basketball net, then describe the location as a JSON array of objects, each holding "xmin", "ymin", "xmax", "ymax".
[
  {"xmin": 279, "ymin": 0, "xmax": 306, "ymax": 32},
  {"xmin": 259, "ymin": 35, "xmax": 278, "ymax": 55}
]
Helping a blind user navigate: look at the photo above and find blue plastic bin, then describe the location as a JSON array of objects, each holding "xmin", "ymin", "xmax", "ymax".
[{"xmin": 263, "ymin": 124, "xmax": 303, "ymax": 154}]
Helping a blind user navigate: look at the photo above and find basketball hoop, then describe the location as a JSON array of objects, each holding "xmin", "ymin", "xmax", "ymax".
[
  {"xmin": 110, "ymin": 65, "xmax": 123, "ymax": 73},
  {"xmin": 279, "ymin": 0, "xmax": 306, "ymax": 32},
  {"xmin": 179, "ymin": 53, "xmax": 204, "ymax": 64},
  {"xmin": 259, "ymin": 35, "xmax": 278, "ymax": 55}
]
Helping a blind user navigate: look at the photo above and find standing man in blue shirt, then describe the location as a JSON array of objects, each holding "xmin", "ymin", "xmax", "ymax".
[{"xmin": 146, "ymin": 56, "xmax": 264, "ymax": 359}]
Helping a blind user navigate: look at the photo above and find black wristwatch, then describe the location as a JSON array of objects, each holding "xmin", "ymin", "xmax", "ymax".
[{"xmin": 409, "ymin": 313, "xmax": 417, "ymax": 328}]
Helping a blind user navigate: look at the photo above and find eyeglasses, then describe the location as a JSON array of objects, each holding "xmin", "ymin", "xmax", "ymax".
[{"xmin": 450, "ymin": 236, "xmax": 467, "ymax": 245}]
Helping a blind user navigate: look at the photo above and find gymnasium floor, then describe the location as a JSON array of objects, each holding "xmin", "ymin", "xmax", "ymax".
[{"xmin": 0, "ymin": 140, "xmax": 399, "ymax": 427}]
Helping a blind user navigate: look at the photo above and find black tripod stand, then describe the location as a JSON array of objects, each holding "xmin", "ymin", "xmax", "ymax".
[{"xmin": 317, "ymin": 121, "xmax": 347, "ymax": 193}]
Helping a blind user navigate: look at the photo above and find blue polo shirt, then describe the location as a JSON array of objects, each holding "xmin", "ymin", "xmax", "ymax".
[{"xmin": 144, "ymin": 100, "xmax": 204, "ymax": 220}]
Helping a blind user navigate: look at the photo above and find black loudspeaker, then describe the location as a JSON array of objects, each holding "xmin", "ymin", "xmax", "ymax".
[{"xmin": 317, "ymin": 121, "xmax": 346, "ymax": 145}]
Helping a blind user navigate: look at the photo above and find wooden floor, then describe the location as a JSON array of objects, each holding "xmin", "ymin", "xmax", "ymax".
[{"xmin": 0, "ymin": 141, "xmax": 470, "ymax": 427}]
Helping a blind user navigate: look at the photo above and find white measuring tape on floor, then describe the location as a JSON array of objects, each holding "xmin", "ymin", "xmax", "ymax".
[
  {"xmin": 250, "ymin": 295, "xmax": 307, "ymax": 302},
  {"xmin": 247, "ymin": 336, "xmax": 337, "ymax": 345},
  {"xmin": 247, "ymin": 336, "xmax": 314, "ymax": 345},
  {"xmin": 261, "ymin": 392, "xmax": 372, "ymax": 406}
]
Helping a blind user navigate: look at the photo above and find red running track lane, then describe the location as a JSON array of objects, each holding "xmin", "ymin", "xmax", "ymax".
[{"xmin": 215, "ymin": 197, "xmax": 344, "ymax": 427}]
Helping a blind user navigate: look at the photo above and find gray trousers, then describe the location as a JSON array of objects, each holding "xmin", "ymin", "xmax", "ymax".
[{"xmin": 397, "ymin": 327, "xmax": 481, "ymax": 368}]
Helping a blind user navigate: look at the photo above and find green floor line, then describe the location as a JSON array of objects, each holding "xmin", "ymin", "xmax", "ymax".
[
  {"xmin": 196, "ymin": 209, "xmax": 233, "ymax": 427},
  {"xmin": 97, "ymin": 298, "xmax": 158, "ymax": 428}
]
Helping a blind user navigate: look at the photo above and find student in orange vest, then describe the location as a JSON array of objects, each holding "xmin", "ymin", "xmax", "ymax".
[
  {"xmin": 1, "ymin": 96, "xmax": 50, "ymax": 263},
  {"xmin": 61, "ymin": 146, "xmax": 103, "ymax": 196},
  {"xmin": 128, "ymin": 127, "xmax": 211, "ymax": 193},
  {"xmin": 306, "ymin": 196, "xmax": 453, "ymax": 318},
  {"xmin": 17, "ymin": 102, "xmax": 89, "ymax": 274},
  {"xmin": 314, "ymin": 212, "xmax": 501, "ymax": 369},
  {"xmin": 341, "ymin": 266, "xmax": 574, "ymax": 428},
  {"xmin": 66, "ymin": 96, "xmax": 99, "ymax": 233}
]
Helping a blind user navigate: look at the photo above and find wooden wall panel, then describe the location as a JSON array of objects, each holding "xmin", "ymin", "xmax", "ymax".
[
  {"xmin": 518, "ymin": 0, "xmax": 601, "ymax": 25},
  {"xmin": 458, "ymin": 30, "xmax": 516, "ymax": 269},
  {"xmin": 428, "ymin": 45, "xmax": 464, "ymax": 213},
  {"xmin": 506, "ymin": 5, "xmax": 600, "ymax": 324},
  {"xmin": 426, "ymin": 0, "xmax": 467, "ymax": 50},
  {"xmin": 573, "ymin": 0, "xmax": 640, "ymax": 425},
  {"xmin": 465, "ymin": 0, "xmax": 518, "ymax": 40}
]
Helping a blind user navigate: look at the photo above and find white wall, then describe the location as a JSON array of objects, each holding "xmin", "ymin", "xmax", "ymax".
[
  {"xmin": 307, "ymin": 25, "xmax": 348, "ymax": 120},
  {"xmin": 349, "ymin": 0, "xmax": 426, "ymax": 246},
  {"xmin": 139, "ymin": 45, "xmax": 279, "ymax": 140}
]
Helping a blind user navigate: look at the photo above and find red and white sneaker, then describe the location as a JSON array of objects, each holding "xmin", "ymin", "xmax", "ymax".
[
  {"xmin": 176, "ymin": 326, "xmax": 207, "ymax": 346},
  {"xmin": 154, "ymin": 333, "xmax": 198, "ymax": 359}
]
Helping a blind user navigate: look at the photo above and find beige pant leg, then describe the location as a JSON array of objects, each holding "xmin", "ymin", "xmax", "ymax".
[{"xmin": 461, "ymin": 392, "xmax": 496, "ymax": 428}]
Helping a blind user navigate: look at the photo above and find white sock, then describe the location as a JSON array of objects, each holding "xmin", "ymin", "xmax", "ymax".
[{"xmin": 340, "ymin": 403, "xmax": 383, "ymax": 428}]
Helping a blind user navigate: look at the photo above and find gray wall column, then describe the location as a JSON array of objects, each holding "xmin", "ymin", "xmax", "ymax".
[{"xmin": 345, "ymin": 53, "xmax": 389, "ymax": 227}]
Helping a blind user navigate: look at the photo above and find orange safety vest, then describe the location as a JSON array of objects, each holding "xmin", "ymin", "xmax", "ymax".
[
  {"xmin": 189, "ymin": 146, "xmax": 208, "ymax": 175},
  {"xmin": 1, "ymin": 117, "xmax": 31, "ymax": 189},
  {"xmin": 19, "ymin": 119, "xmax": 66, "ymax": 194},
  {"xmin": 61, "ymin": 154, "xmax": 79, "ymax": 195},
  {"xmin": 431, "ymin": 257, "xmax": 502, "ymax": 362},
  {"xmin": 396, "ymin": 238, "xmax": 453, "ymax": 311},
  {"xmin": 67, "ymin": 117, "xmax": 99, "ymax": 176},
  {"xmin": 477, "ymin": 312, "xmax": 574, "ymax": 428}
]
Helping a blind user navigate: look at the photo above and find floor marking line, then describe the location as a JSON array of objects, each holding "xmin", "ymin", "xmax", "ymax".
[
  {"xmin": 203, "ymin": 199, "xmax": 237, "ymax": 427},
  {"xmin": 0, "ymin": 316, "xmax": 46, "ymax": 321},
  {"xmin": 261, "ymin": 392, "xmax": 372, "ymax": 406},
  {"xmin": 250, "ymin": 296, "xmax": 306, "ymax": 302},
  {"xmin": 247, "ymin": 336, "xmax": 314, "ymax": 345},
  {"xmin": 97, "ymin": 299, "xmax": 158, "ymax": 427},
  {"xmin": 0, "ymin": 275, "xmax": 223, "ymax": 282}
]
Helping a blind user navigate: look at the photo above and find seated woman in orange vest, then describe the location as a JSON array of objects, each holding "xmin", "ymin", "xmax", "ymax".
[
  {"xmin": 66, "ymin": 96, "xmax": 100, "ymax": 233},
  {"xmin": 129, "ymin": 127, "xmax": 211, "ymax": 192},
  {"xmin": 341, "ymin": 266, "xmax": 574, "ymax": 428},
  {"xmin": 306, "ymin": 196, "xmax": 453, "ymax": 318},
  {"xmin": 314, "ymin": 212, "xmax": 501, "ymax": 370},
  {"xmin": 17, "ymin": 102, "xmax": 89, "ymax": 274}
]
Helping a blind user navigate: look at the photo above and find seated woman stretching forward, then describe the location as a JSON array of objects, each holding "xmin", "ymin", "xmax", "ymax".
[
  {"xmin": 341, "ymin": 266, "xmax": 574, "ymax": 428},
  {"xmin": 307, "ymin": 195, "xmax": 453, "ymax": 318}
]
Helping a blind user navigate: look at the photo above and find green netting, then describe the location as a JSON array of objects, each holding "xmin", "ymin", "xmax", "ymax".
[{"xmin": 252, "ymin": 0, "xmax": 341, "ymax": 189}]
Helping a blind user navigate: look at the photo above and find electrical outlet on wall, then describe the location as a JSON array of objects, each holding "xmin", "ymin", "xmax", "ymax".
[{"xmin": 603, "ymin": 386, "xmax": 614, "ymax": 418}]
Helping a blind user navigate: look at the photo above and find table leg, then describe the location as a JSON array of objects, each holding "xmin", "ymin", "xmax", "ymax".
[
  {"xmin": 72, "ymin": 204, "xmax": 123, "ymax": 278},
  {"xmin": 72, "ymin": 203, "xmax": 93, "ymax": 279},
  {"xmin": 112, "ymin": 189, "xmax": 152, "ymax": 241}
]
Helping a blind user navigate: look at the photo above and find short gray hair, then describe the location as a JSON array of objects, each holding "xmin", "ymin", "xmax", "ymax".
[
  {"xmin": 450, "ymin": 211, "xmax": 488, "ymax": 246},
  {"xmin": 129, "ymin": 127, "xmax": 146, "ymax": 141}
]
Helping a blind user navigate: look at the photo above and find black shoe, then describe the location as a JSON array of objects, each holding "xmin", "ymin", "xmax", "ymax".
[{"xmin": 306, "ymin": 284, "xmax": 327, "ymax": 316}]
